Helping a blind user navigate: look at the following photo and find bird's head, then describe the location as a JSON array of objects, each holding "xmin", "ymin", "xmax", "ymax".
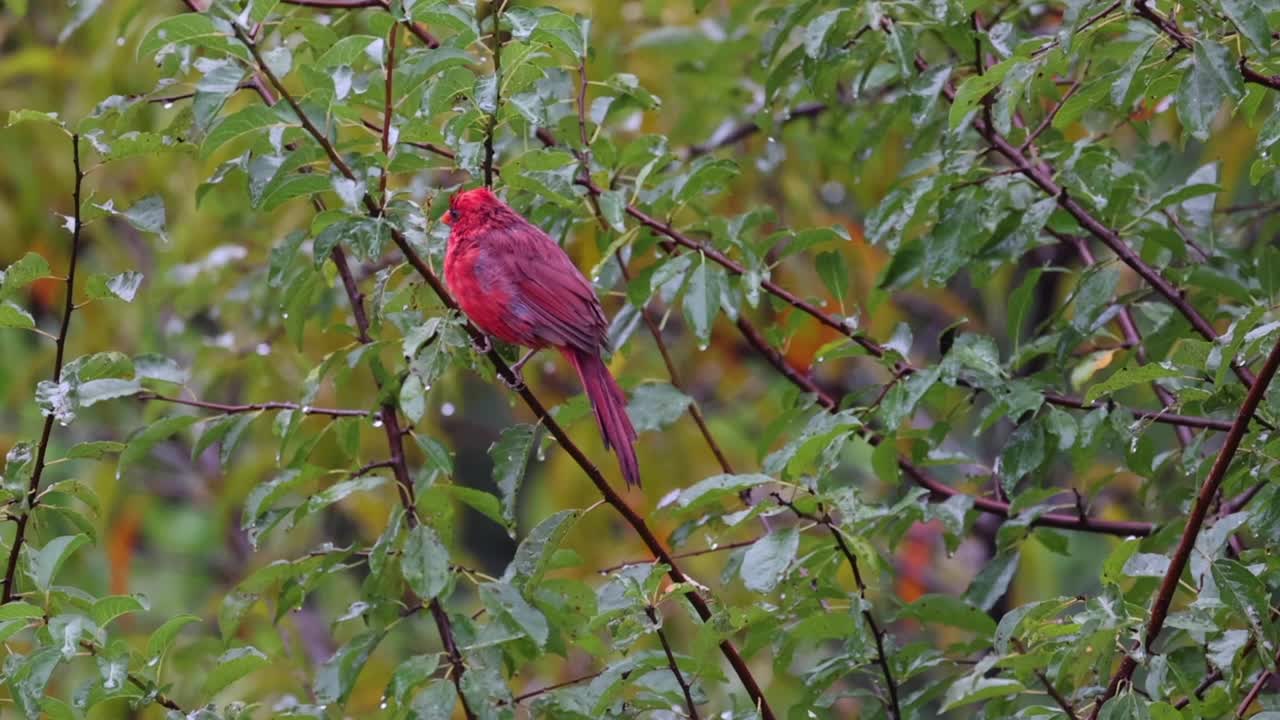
[{"xmin": 443, "ymin": 187, "xmax": 499, "ymax": 227}]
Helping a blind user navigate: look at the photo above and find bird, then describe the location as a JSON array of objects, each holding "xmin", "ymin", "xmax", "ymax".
[{"xmin": 442, "ymin": 187, "xmax": 640, "ymax": 488}]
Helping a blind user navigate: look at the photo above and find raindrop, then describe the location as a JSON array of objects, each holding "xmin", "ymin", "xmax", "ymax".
[
  {"xmin": 423, "ymin": 384, "xmax": 432, "ymax": 392},
  {"xmin": 282, "ymin": 312, "xmax": 290, "ymax": 320},
  {"xmin": 698, "ymin": 343, "xmax": 708, "ymax": 351},
  {"xmin": 380, "ymin": 701, "xmax": 388, "ymax": 710},
  {"xmin": 372, "ymin": 416, "xmax": 385, "ymax": 428},
  {"xmin": 301, "ymin": 405, "xmax": 312, "ymax": 414},
  {"xmin": 256, "ymin": 342, "xmax": 270, "ymax": 356},
  {"xmin": 163, "ymin": 102, "xmax": 174, "ymax": 110},
  {"xmin": 116, "ymin": 37, "xmax": 126, "ymax": 47},
  {"xmin": 441, "ymin": 402, "xmax": 456, "ymax": 417}
]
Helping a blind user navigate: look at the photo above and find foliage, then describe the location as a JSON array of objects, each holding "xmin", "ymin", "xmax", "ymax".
[{"xmin": 1, "ymin": 0, "xmax": 1280, "ymax": 719}]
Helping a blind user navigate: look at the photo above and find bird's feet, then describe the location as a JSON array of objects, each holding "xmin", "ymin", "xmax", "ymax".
[
  {"xmin": 471, "ymin": 334, "xmax": 493, "ymax": 355},
  {"xmin": 500, "ymin": 349, "xmax": 539, "ymax": 390}
]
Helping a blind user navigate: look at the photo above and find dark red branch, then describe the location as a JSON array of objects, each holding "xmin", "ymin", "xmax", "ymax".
[
  {"xmin": 734, "ymin": 317, "xmax": 1156, "ymax": 537},
  {"xmin": 3, "ymin": 133, "xmax": 84, "ymax": 604},
  {"xmin": 645, "ymin": 605, "xmax": 701, "ymax": 719},
  {"xmin": 1089, "ymin": 334, "xmax": 1280, "ymax": 718}
]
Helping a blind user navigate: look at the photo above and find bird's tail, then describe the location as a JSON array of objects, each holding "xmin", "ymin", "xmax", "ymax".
[{"xmin": 563, "ymin": 348, "xmax": 640, "ymax": 488}]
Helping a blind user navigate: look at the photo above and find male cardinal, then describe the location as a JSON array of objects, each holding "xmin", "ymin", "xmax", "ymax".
[{"xmin": 442, "ymin": 187, "xmax": 641, "ymax": 488}]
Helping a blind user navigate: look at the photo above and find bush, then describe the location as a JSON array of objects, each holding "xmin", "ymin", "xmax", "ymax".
[{"xmin": 1, "ymin": 0, "xmax": 1278, "ymax": 718}]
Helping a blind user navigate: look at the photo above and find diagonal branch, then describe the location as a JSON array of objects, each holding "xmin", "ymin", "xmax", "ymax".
[
  {"xmin": 645, "ymin": 605, "xmax": 701, "ymax": 719},
  {"xmin": 3, "ymin": 133, "xmax": 85, "ymax": 604},
  {"xmin": 1088, "ymin": 333, "xmax": 1280, "ymax": 718},
  {"xmin": 229, "ymin": 23, "xmax": 777, "ymax": 718},
  {"xmin": 734, "ymin": 317, "xmax": 1157, "ymax": 537}
]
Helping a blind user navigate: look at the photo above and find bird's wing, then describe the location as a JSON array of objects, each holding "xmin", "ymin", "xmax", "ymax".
[{"xmin": 503, "ymin": 226, "xmax": 608, "ymax": 353}]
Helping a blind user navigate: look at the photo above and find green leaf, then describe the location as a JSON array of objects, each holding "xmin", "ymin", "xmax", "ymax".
[
  {"xmin": 683, "ymin": 254, "xmax": 723, "ymax": 347},
  {"xmin": 1099, "ymin": 691, "xmax": 1151, "ymax": 720},
  {"xmin": 85, "ymin": 271, "xmax": 144, "ymax": 302},
  {"xmin": 490, "ymin": 424, "xmax": 536, "ymax": 530},
  {"xmin": 118, "ymin": 415, "xmax": 200, "ymax": 479},
  {"xmin": 411, "ymin": 680, "xmax": 458, "ymax": 720},
  {"xmin": 260, "ymin": 174, "xmax": 332, "ymax": 212},
  {"xmin": 481, "ymin": 582, "xmax": 550, "ymax": 647},
  {"xmin": 388, "ymin": 654, "xmax": 441, "ymax": 705},
  {"xmin": 626, "ymin": 382, "xmax": 692, "ymax": 433},
  {"xmin": 0, "ymin": 302, "xmax": 35, "ymax": 329},
  {"xmin": 146, "ymin": 615, "xmax": 201, "ymax": 659},
  {"xmin": 8, "ymin": 647, "xmax": 61, "ymax": 718},
  {"xmin": 506, "ymin": 509, "xmax": 581, "ymax": 589},
  {"xmin": 1112, "ymin": 37, "xmax": 1157, "ymax": 107},
  {"xmin": 898, "ymin": 594, "xmax": 997, "ymax": 635},
  {"xmin": 90, "ymin": 594, "xmax": 150, "ymax": 627},
  {"xmin": 139, "ymin": 14, "xmax": 222, "ymax": 58},
  {"xmin": 26, "ymin": 534, "xmax": 89, "ymax": 592},
  {"xmin": 1084, "ymin": 363, "xmax": 1181, "ymax": 403},
  {"xmin": 816, "ymin": 251, "xmax": 849, "ymax": 307},
  {"xmin": 964, "ymin": 550, "xmax": 1019, "ymax": 611},
  {"xmin": 315, "ymin": 630, "xmax": 385, "ymax": 705},
  {"xmin": 400, "ymin": 373, "xmax": 427, "ymax": 423},
  {"xmin": 1177, "ymin": 43, "xmax": 1243, "ymax": 141},
  {"xmin": 402, "ymin": 525, "xmax": 450, "ymax": 601},
  {"xmin": 202, "ymin": 106, "xmax": 289, "ymax": 158},
  {"xmin": 942, "ymin": 671, "xmax": 1025, "ymax": 710},
  {"xmin": 1219, "ymin": 0, "xmax": 1270, "ymax": 55},
  {"xmin": 204, "ymin": 646, "xmax": 269, "ymax": 696},
  {"xmin": 0, "ymin": 602, "xmax": 43, "ymax": 622},
  {"xmin": 1, "ymin": 252, "xmax": 52, "ymax": 300},
  {"xmin": 1212, "ymin": 559, "xmax": 1274, "ymax": 651},
  {"xmin": 950, "ymin": 58, "xmax": 1015, "ymax": 128},
  {"xmin": 5, "ymin": 109, "xmax": 68, "ymax": 133},
  {"xmin": 671, "ymin": 473, "xmax": 770, "ymax": 512},
  {"xmin": 95, "ymin": 195, "xmax": 167, "ymax": 241},
  {"xmin": 740, "ymin": 527, "xmax": 798, "ymax": 593}
]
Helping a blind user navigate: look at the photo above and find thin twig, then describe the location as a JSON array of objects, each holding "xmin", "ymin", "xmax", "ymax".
[
  {"xmin": 482, "ymin": 0, "xmax": 505, "ymax": 187},
  {"xmin": 646, "ymin": 605, "xmax": 701, "ymax": 719},
  {"xmin": 2, "ymin": 133, "xmax": 84, "ymax": 603},
  {"xmin": 1089, "ymin": 334, "xmax": 1280, "ymax": 718},
  {"xmin": 137, "ymin": 392, "xmax": 371, "ymax": 418},
  {"xmin": 81, "ymin": 641, "xmax": 184, "ymax": 711},
  {"xmin": 509, "ymin": 671, "xmax": 605, "ymax": 703},
  {"xmin": 378, "ymin": 21, "xmax": 398, "ymax": 206},
  {"xmin": 597, "ymin": 536, "xmax": 763, "ymax": 574}
]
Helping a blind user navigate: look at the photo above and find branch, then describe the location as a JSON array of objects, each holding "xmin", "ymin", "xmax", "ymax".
[
  {"xmin": 3, "ymin": 133, "xmax": 84, "ymax": 604},
  {"xmin": 137, "ymin": 392, "xmax": 371, "ymax": 418},
  {"xmin": 1235, "ymin": 647, "xmax": 1280, "ymax": 716},
  {"xmin": 735, "ymin": 317, "xmax": 1156, "ymax": 537},
  {"xmin": 1051, "ymin": 230, "xmax": 1194, "ymax": 447},
  {"xmin": 482, "ymin": 1, "xmax": 505, "ymax": 187},
  {"xmin": 685, "ymin": 102, "xmax": 827, "ymax": 159},
  {"xmin": 509, "ymin": 670, "xmax": 604, "ymax": 703},
  {"xmin": 378, "ymin": 22, "xmax": 398, "ymax": 206},
  {"xmin": 1089, "ymin": 333, "xmax": 1280, "ymax": 718},
  {"xmin": 81, "ymin": 641, "xmax": 185, "ymax": 712},
  {"xmin": 230, "ymin": 25, "xmax": 776, "ymax": 718},
  {"xmin": 906, "ymin": 46, "xmax": 1258, "ymax": 390},
  {"xmin": 572, "ymin": 175, "xmax": 1232, "ymax": 435},
  {"xmin": 331, "ymin": 244, "xmax": 475, "ymax": 719},
  {"xmin": 645, "ymin": 605, "xmax": 701, "ymax": 719},
  {"xmin": 597, "ymin": 536, "xmax": 763, "ymax": 574}
]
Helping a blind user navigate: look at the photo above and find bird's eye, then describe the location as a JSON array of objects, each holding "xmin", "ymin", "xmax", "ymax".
[{"xmin": 449, "ymin": 209, "xmax": 461, "ymax": 221}]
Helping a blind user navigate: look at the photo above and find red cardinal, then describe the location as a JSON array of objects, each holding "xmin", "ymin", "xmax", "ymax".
[{"xmin": 443, "ymin": 187, "xmax": 640, "ymax": 488}]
